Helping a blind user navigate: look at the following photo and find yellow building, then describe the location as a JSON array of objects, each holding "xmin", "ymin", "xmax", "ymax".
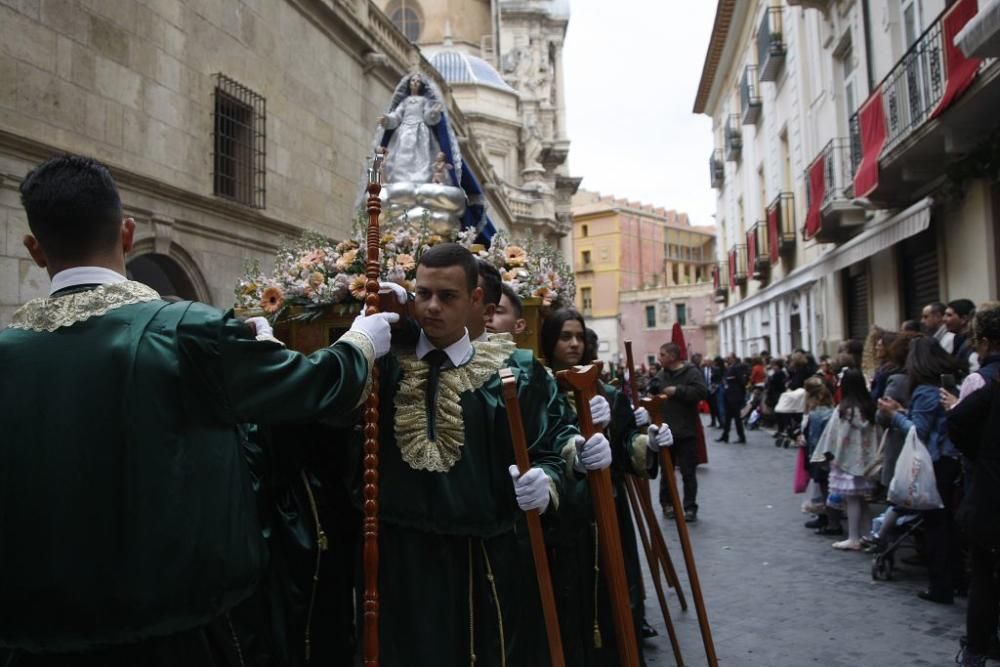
[{"xmin": 571, "ymin": 190, "xmax": 716, "ymax": 362}]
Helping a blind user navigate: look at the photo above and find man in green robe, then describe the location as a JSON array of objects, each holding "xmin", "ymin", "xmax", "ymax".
[
  {"xmin": 367, "ymin": 243, "xmax": 611, "ymax": 666},
  {"xmin": 0, "ymin": 155, "xmax": 397, "ymax": 665}
]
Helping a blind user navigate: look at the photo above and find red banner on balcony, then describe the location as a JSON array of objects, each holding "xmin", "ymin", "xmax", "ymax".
[
  {"xmin": 712, "ymin": 264, "xmax": 720, "ymax": 290},
  {"xmin": 932, "ymin": 0, "xmax": 982, "ymax": 119},
  {"xmin": 804, "ymin": 157, "xmax": 825, "ymax": 240},
  {"xmin": 853, "ymin": 90, "xmax": 886, "ymax": 198},
  {"xmin": 728, "ymin": 250, "xmax": 736, "ymax": 289},
  {"xmin": 767, "ymin": 204, "xmax": 780, "ymax": 264},
  {"xmin": 746, "ymin": 229, "xmax": 757, "ymax": 269}
]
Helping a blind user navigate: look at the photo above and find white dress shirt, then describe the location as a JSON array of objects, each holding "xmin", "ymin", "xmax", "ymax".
[
  {"xmin": 49, "ymin": 266, "xmax": 128, "ymax": 295},
  {"xmin": 416, "ymin": 328, "xmax": 473, "ymax": 368},
  {"xmin": 934, "ymin": 325, "xmax": 956, "ymax": 355}
]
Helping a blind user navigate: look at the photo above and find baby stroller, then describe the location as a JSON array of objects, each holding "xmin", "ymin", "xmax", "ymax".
[
  {"xmin": 870, "ymin": 510, "xmax": 926, "ymax": 581},
  {"xmin": 773, "ymin": 388, "xmax": 806, "ymax": 448}
]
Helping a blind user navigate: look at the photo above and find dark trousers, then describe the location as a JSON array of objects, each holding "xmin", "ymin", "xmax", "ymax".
[
  {"xmin": 707, "ymin": 389, "xmax": 721, "ymax": 426},
  {"xmin": 720, "ymin": 399, "xmax": 745, "ymax": 441},
  {"xmin": 967, "ymin": 545, "xmax": 1000, "ymax": 655},
  {"xmin": 925, "ymin": 456, "xmax": 964, "ymax": 597},
  {"xmin": 660, "ymin": 436, "xmax": 698, "ymax": 511}
]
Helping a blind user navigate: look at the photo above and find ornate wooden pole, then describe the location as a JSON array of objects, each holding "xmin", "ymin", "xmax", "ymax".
[
  {"xmin": 556, "ymin": 363, "xmax": 640, "ymax": 667},
  {"xmin": 499, "ymin": 369, "xmax": 566, "ymax": 667},
  {"xmin": 643, "ymin": 394, "xmax": 719, "ymax": 667},
  {"xmin": 362, "ymin": 153, "xmax": 384, "ymax": 667}
]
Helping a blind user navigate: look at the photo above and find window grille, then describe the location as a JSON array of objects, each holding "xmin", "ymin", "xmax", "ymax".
[{"xmin": 213, "ymin": 74, "xmax": 266, "ymax": 209}]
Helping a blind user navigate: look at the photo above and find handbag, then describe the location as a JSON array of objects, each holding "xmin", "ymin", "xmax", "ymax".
[
  {"xmin": 793, "ymin": 446, "xmax": 809, "ymax": 494},
  {"xmin": 864, "ymin": 428, "xmax": 888, "ymax": 482}
]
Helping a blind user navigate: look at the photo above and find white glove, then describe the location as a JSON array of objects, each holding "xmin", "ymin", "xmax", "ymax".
[
  {"xmin": 647, "ymin": 423, "xmax": 674, "ymax": 452},
  {"xmin": 589, "ymin": 395, "xmax": 611, "ymax": 429},
  {"xmin": 348, "ymin": 312, "xmax": 400, "ymax": 359},
  {"xmin": 633, "ymin": 407, "xmax": 650, "ymax": 428},
  {"xmin": 509, "ymin": 466, "xmax": 551, "ymax": 513},
  {"xmin": 378, "ymin": 281, "xmax": 409, "ymax": 304},
  {"xmin": 245, "ymin": 316, "xmax": 282, "ymax": 344},
  {"xmin": 574, "ymin": 433, "xmax": 612, "ymax": 472}
]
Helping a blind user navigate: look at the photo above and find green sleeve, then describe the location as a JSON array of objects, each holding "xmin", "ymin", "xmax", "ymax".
[{"xmin": 177, "ymin": 303, "xmax": 373, "ymax": 426}]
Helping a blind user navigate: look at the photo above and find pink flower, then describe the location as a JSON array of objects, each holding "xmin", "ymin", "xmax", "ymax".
[{"xmin": 300, "ymin": 250, "xmax": 326, "ymax": 267}]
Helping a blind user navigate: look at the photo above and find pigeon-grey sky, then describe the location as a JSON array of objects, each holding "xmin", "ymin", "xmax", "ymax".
[{"xmin": 564, "ymin": 0, "xmax": 718, "ymax": 228}]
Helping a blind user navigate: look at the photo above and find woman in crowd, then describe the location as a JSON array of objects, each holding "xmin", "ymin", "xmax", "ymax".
[
  {"xmin": 878, "ymin": 336, "xmax": 966, "ymax": 603},
  {"xmin": 868, "ymin": 328, "xmax": 899, "ymax": 401},
  {"xmin": 811, "ymin": 369, "xmax": 879, "ymax": 550}
]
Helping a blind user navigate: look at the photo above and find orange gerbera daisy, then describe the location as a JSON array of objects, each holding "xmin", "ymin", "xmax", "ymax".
[
  {"xmin": 308, "ymin": 271, "xmax": 325, "ymax": 289},
  {"xmin": 396, "ymin": 253, "xmax": 416, "ymax": 272},
  {"xmin": 504, "ymin": 245, "xmax": 527, "ymax": 267},
  {"xmin": 260, "ymin": 286, "xmax": 285, "ymax": 314},
  {"xmin": 349, "ymin": 275, "xmax": 368, "ymax": 300}
]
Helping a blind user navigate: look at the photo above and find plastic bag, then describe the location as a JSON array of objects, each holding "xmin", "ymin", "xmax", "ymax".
[{"xmin": 887, "ymin": 427, "xmax": 944, "ymax": 510}]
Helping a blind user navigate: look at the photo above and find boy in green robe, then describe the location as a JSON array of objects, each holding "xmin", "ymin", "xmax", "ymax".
[
  {"xmin": 367, "ymin": 243, "xmax": 611, "ymax": 666},
  {"xmin": 0, "ymin": 155, "xmax": 397, "ymax": 665}
]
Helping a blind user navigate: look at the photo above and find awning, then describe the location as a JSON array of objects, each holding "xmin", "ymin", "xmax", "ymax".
[
  {"xmin": 716, "ymin": 197, "xmax": 933, "ymax": 320},
  {"xmin": 957, "ymin": 0, "xmax": 1000, "ymax": 58}
]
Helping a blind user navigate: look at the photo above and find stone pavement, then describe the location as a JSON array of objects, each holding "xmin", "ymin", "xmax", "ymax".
[{"xmin": 635, "ymin": 417, "xmax": 969, "ymax": 667}]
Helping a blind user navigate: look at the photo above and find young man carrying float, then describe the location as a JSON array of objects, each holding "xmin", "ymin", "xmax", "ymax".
[
  {"xmin": 0, "ymin": 155, "xmax": 397, "ymax": 665},
  {"xmin": 366, "ymin": 243, "xmax": 612, "ymax": 666}
]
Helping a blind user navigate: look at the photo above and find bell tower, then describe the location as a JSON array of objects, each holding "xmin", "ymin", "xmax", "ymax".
[{"xmin": 378, "ymin": 0, "xmax": 495, "ymax": 56}]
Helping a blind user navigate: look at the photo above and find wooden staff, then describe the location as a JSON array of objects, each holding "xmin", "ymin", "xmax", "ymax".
[
  {"xmin": 643, "ymin": 394, "xmax": 719, "ymax": 667},
  {"xmin": 623, "ymin": 477, "xmax": 684, "ymax": 666},
  {"xmin": 556, "ymin": 364, "xmax": 640, "ymax": 667},
  {"xmin": 623, "ymin": 341, "xmax": 687, "ymax": 610},
  {"xmin": 499, "ymin": 369, "xmax": 565, "ymax": 667},
  {"xmin": 362, "ymin": 153, "xmax": 384, "ymax": 667}
]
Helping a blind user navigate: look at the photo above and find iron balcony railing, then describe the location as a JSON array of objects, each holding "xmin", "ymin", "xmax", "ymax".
[
  {"xmin": 725, "ymin": 114, "xmax": 742, "ymax": 162},
  {"xmin": 712, "ymin": 262, "xmax": 729, "ymax": 300},
  {"xmin": 741, "ymin": 65, "xmax": 762, "ymax": 125},
  {"xmin": 730, "ymin": 245, "xmax": 748, "ymax": 284},
  {"xmin": 807, "ymin": 138, "xmax": 855, "ymax": 209},
  {"xmin": 768, "ymin": 192, "xmax": 796, "ymax": 249},
  {"xmin": 710, "ymin": 149, "xmax": 725, "ymax": 188},
  {"xmin": 749, "ymin": 221, "xmax": 771, "ymax": 278},
  {"xmin": 758, "ymin": 6, "xmax": 786, "ymax": 82}
]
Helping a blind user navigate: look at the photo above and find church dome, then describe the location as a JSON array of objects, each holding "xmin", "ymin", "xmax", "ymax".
[{"xmin": 431, "ymin": 50, "xmax": 516, "ymax": 93}]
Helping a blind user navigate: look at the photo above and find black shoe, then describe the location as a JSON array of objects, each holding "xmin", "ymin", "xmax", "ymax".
[
  {"xmin": 684, "ymin": 508, "xmax": 698, "ymax": 523},
  {"xmin": 736, "ymin": 438, "xmax": 746, "ymax": 444},
  {"xmin": 641, "ymin": 621, "xmax": 658, "ymax": 638},
  {"xmin": 662, "ymin": 505, "xmax": 675, "ymax": 520},
  {"xmin": 815, "ymin": 526, "xmax": 843, "ymax": 536},
  {"xmin": 715, "ymin": 436, "xmax": 729, "ymax": 443},
  {"xmin": 917, "ymin": 590, "xmax": 953, "ymax": 605},
  {"xmin": 804, "ymin": 516, "xmax": 828, "ymax": 529},
  {"xmin": 988, "ymin": 634, "xmax": 1000, "ymax": 660}
]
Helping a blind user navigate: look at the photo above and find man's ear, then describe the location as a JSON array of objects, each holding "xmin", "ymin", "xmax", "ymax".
[
  {"xmin": 471, "ymin": 286, "xmax": 484, "ymax": 306},
  {"xmin": 483, "ymin": 302, "xmax": 497, "ymax": 319},
  {"xmin": 514, "ymin": 318, "xmax": 527, "ymax": 335},
  {"xmin": 23, "ymin": 234, "xmax": 47, "ymax": 269},
  {"xmin": 121, "ymin": 217, "xmax": 136, "ymax": 254}
]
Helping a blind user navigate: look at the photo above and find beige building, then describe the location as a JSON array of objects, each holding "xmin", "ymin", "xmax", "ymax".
[
  {"xmin": 570, "ymin": 190, "xmax": 717, "ymax": 363},
  {"xmin": 0, "ymin": 0, "xmax": 512, "ymax": 327},
  {"xmin": 696, "ymin": 0, "xmax": 1000, "ymax": 357},
  {"xmin": 379, "ymin": 0, "xmax": 581, "ymax": 246}
]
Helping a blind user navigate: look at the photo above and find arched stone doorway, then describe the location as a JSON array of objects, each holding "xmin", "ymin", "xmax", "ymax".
[{"xmin": 126, "ymin": 253, "xmax": 200, "ymax": 301}]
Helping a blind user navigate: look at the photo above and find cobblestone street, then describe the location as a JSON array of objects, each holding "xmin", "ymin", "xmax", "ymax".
[{"xmin": 639, "ymin": 417, "xmax": 969, "ymax": 667}]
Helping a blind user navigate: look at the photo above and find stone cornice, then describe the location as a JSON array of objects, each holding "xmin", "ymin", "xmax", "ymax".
[{"xmin": 693, "ymin": 0, "xmax": 737, "ymax": 115}]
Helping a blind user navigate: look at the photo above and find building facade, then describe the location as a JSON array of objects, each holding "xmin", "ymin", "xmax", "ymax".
[
  {"xmin": 378, "ymin": 0, "xmax": 581, "ymax": 247},
  {"xmin": 696, "ymin": 0, "xmax": 1000, "ymax": 358},
  {"xmin": 0, "ymin": 0, "xmax": 512, "ymax": 327},
  {"xmin": 571, "ymin": 190, "xmax": 718, "ymax": 364}
]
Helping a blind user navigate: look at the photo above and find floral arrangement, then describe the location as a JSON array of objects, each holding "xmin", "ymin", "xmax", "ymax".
[{"xmin": 234, "ymin": 217, "xmax": 575, "ymax": 320}]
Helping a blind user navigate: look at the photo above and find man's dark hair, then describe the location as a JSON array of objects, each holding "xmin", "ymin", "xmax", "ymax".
[
  {"xmin": 477, "ymin": 260, "xmax": 502, "ymax": 306},
  {"xmin": 660, "ymin": 342, "xmax": 681, "ymax": 358},
  {"xmin": 500, "ymin": 283, "xmax": 523, "ymax": 317},
  {"xmin": 947, "ymin": 298, "xmax": 976, "ymax": 319},
  {"xmin": 926, "ymin": 302, "xmax": 947, "ymax": 316},
  {"xmin": 418, "ymin": 243, "xmax": 478, "ymax": 292},
  {"xmin": 19, "ymin": 155, "xmax": 123, "ymax": 262}
]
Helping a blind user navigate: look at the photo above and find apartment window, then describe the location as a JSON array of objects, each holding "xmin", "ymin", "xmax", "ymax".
[
  {"xmin": 600, "ymin": 246, "xmax": 609, "ymax": 262},
  {"xmin": 581, "ymin": 250, "xmax": 592, "ymax": 267},
  {"xmin": 388, "ymin": 0, "xmax": 424, "ymax": 42},
  {"xmin": 582, "ymin": 224, "xmax": 589, "ymax": 237},
  {"xmin": 647, "ymin": 355, "xmax": 656, "ymax": 367},
  {"xmin": 840, "ymin": 43, "xmax": 858, "ymax": 119},
  {"xmin": 581, "ymin": 287, "xmax": 593, "ymax": 312},
  {"xmin": 676, "ymin": 303, "xmax": 687, "ymax": 326},
  {"xmin": 902, "ymin": 0, "xmax": 924, "ymax": 48},
  {"xmin": 645, "ymin": 305, "xmax": 656, "ymax": 328},
  {"xmin": 213, "ymin": 74, "xmax": 266, "ymax": 208}
]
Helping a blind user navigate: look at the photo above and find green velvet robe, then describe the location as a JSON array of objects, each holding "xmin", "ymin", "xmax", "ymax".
[
  {"xmin": 0, "ymin": 282, "xmax": 373, "ymax": 660},
  {"xmin": 551, "ymin": 383, "xmax": 653, "ymax": 667},
  {"xmin": 365, "ymin": 336, "xmax": 578, "ymax": 666}
]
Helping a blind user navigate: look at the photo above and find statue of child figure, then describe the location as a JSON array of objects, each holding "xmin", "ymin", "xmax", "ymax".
[{"xmin": 431, "ymin": 152, "xmax": 452, "ymax": 185}]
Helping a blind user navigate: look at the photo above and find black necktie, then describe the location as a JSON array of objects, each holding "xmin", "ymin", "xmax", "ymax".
[{"xmin": 423, "ymin": 349, "xmax": 449, "ymax": 440}]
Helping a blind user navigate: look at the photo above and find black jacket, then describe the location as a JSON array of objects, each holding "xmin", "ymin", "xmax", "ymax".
[
  {"xmin": 947, "ymin": 380, "xmax": 1000, "ymax": 547},
  {"xmin": 648, "ymin": 363, "xmax": 708, "ymax": 441},
  {"xmin": 723, "ymin": 363, "xmax": 749, "ymax": 402}
]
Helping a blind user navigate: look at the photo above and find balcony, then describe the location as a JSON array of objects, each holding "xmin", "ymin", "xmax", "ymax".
[
  {"xmin": 767, "ymin": 192, "xmax": 796, "ymax": 254},
  {"xmin": 729, "ymin": 245, "xmax": 748, "ymax": 285},
  {"xmin": 849, "ymin": 0, "xmax": 1000, "ymax": 206},
  {"xmin": 710, "ymin": 149, "xmax": 725, "ymax": 188},
  {"xmin": 712, "ymin": 263, "xmax": 728, "ymax": 302},
  {"xmin": 803, "ymin": 139, "xmax": 866, "ymax": 243},
  {"xmin": 757, "ymin": 6, "xmax": 786, "ymax": 82},
  {"xmin": 725, "ymin": 114, "xmax": 742, "ymax": 162},
  {"xmin": 748, "ymin": 221, "xmax": 771, "ymax": 280},
  {"xmin": 741, "ymin": 65, "xmax": 762, "ymax": 125},
  {"xmin": 786, "ymin": 0, "xmax": 831, "ymax": 9}
]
